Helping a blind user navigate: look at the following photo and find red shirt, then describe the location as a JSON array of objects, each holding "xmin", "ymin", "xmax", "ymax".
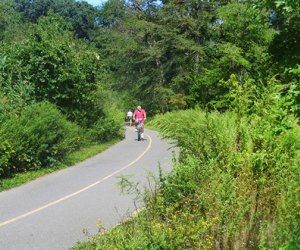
[{"xmin": 134, "ymin": 109, "xmax": 146, "ymax": 122}]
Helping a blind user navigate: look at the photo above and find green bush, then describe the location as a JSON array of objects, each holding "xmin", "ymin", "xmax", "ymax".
[
  {"xmin": 0, "ymin": 141, "xmax": 15, "ymax": 178},
  {"xmin": 151, "ymin": 109, "xmax": 300, "ymax": 249},
  {"xmin": 0, "ymin": 102, "xmax": 81, "ymax": 178},
  {"xmin": 88, "ymin": 106, "xmax": 124, "ymax": 142}
]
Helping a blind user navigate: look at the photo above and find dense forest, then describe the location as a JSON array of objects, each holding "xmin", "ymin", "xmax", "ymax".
[{"xmin": 0, "ymin": 0, "xmax": 299, "ymax": 249}]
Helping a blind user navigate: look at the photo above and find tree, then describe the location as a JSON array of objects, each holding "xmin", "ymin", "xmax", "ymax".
[
  {"xmin": 95, "ymin": 0, "xmax": 216, "ymax": 114},
  {"xmin": 14, "ymin": 0, "xmax": 100, "ymax": 39},
  {"xmin": 191, "ymin": 0, "xmax": 276, "ymax": 109},
  {"xmin": 0, "ymin": 11, "xmax": 104, "ymax": 126},
  {"xmin": 0, "ymin": 0, "xmax": 27, "ymax": 42}
]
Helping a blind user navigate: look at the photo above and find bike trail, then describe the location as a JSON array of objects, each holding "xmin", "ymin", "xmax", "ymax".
[{"xmin": 0, "ymin": 127, "xmax": 176, "ymax": 250}]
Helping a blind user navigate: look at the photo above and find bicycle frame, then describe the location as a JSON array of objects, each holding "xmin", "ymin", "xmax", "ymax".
[{"xmin": 135, "ymin": 120, "xmax": 143, "ymax": 141}]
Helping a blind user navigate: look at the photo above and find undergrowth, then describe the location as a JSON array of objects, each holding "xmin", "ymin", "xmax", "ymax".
[{"xmin": 72, "ymin": 108, "xmax": 300, "ymax": 250}]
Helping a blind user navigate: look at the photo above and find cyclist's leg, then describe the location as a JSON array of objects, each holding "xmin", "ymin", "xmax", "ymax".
[
  {"xmin": 126, "ymin": 116, "xmax": 129, "ymax": 126},
  {"xmin": 134, "ymin": 120, "xmax": 138, "ymax": 131}
]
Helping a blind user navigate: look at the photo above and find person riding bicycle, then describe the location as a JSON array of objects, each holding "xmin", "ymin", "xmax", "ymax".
[
  {"xmin": 127, "ymin": 109, "xmax": 133, "ymax": 126},
  {"xmin": 133, "ymin": 105, "xmax": 146, "ymax": 140}
]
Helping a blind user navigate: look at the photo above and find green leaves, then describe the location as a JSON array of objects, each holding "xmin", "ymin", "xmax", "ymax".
[
  {"xmin": 275, "ymin": 0, "xmax": 300, "ymax": 14},
  {"xmin": 149, "ymin": 107, "xmax": 299, "ymax": 248},
  {"xmin": 0, "ymin": 141, "xmax": 16, "ymax": 178},
  {"xmin": 15, "ymin": 0, "xmax": 100, "ymax": 39},
  {"xmin": 0, "ymin": 102, "xmax": 82, "ymax": 177},
  {"xmin": 8, "ymin": 11, "xmax": 104, "ymax": 125}
]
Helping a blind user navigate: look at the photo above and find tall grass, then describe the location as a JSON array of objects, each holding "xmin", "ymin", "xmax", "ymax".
[
  {"xmin": 73, "ymin": 108, "xmax": 299, "ymax": 250},
  {"xmin": 152, "ymin": 110, "xmax": 299, "ymax": 249}
]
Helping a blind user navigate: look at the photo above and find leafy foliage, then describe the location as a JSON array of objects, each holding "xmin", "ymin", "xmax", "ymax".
[
  {"xmin": 0, "ymin": 11, "xmax": 108, "ymax": 126},
  {"xmin": 0, "ymin": 102, "xmax": 81, "ymax": 178},
  {"xmin": 0, "ymin": 4, "xmax": 125, "ymax": 182},
  {"xmin": 14, "ymin": 0, "xmax": 100, "ymax": 39}
]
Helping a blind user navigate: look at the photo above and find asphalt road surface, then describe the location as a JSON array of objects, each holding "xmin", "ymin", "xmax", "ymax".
[{"xmin": 0, "ymin": 127, "xmax": 175, "ymax": 250}]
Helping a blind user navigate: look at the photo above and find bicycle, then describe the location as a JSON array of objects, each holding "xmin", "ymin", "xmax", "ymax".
[{"xmin": 135, "ymin": 119, "xmax": 144, "ymax": 141}]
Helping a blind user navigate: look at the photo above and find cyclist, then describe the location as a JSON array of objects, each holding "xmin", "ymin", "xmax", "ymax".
[
  {"xmin": 126, "ymin": 109, "xmax": 133, "ymax": 126},
  {"xmin": 133, "ymin": 105, "xmax": 146, "ymax": 140}
]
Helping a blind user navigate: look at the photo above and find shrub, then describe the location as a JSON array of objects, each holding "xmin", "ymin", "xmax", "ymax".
[
  {"xmin": 88, "ymin": 105, "xmax": 124, "ymax": 142},
  {"xmin": 151, "ymin": 109, "xmax": 300, "ymax": 249},
  {"xmin": 0, "ymin": 141, "xmax": 15, "ymax": 178},
  {"xmin": 0, "ymin": 102, "xmax": 81, "ymax": 178}
]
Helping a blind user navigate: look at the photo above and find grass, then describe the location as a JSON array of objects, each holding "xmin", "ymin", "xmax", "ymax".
[{"xmin": 0, "ymin": 139, "xmax": 121, "ymax": 192}]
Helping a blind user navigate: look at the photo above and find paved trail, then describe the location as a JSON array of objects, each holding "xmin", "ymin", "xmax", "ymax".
[{"xmin": 0, "ymin": 127, "xmax": 175, "ymax": 250}]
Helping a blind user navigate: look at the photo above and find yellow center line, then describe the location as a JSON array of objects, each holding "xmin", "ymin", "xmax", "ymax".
[{"xmin": 0, "ymin": 133, "xmax": 152, "ymax": 228}]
